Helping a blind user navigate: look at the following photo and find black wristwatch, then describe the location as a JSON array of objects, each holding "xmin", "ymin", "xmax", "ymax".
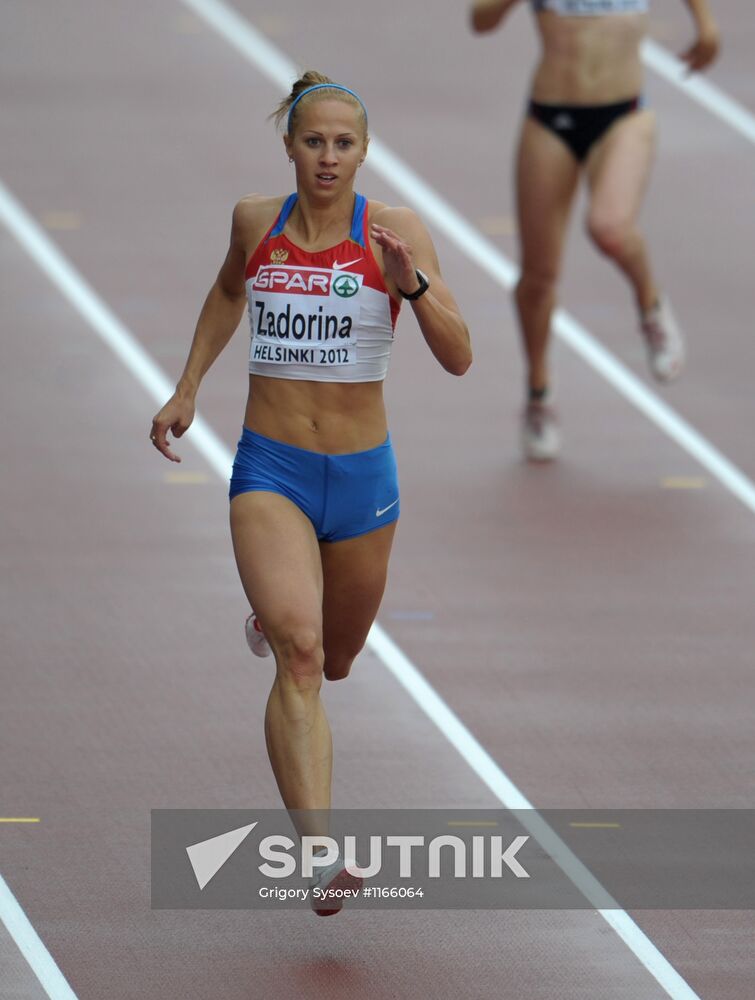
[{"xmin": 398, "ymin": 268, "xmax": 430, "ymax": 301}]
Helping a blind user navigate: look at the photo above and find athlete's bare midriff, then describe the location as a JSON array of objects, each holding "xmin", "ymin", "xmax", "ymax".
[
  {"xmin": 238, "ymin": 191, "xmax": 396, "ymax": 454},
  {"xmin": 244, "ymin": 375, "xmax": 389, "ymax": 453},
  {"xmin": 531, "ymin": 11, "xmax": 648, "ymax": 104}
]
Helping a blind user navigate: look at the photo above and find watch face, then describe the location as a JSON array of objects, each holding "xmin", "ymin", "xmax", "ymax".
[
  {"xmin": 400, "ymin": 268, "xmax": 429, "ymax": 299},
  {"xmin": 412, "ymin": 270, "xmax": 429, "ymax": 295}
]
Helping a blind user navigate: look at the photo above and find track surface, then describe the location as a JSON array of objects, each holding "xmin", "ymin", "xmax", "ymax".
[{"xmin": 1, "ymin": 2, "xmax": 754, "ymax": 998}]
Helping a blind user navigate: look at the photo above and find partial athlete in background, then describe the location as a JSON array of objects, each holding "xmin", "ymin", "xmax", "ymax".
[{"xmin": 471, "ymin": 0, "xmax": 720, "ymax": 460}]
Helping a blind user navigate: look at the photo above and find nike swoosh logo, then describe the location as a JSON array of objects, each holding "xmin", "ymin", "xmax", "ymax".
[
  {"xmin": 376, "ymin": 498, "xmax": 399, "ymax": 517},
  {"xmin": 333, "ymin": 257, "xmax": 363, "ymax": 270}
]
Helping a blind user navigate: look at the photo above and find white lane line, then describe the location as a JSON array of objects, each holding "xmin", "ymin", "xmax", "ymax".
[
  {"xmin": 0, "ymin": 181, "xmax": 233, "ymax": 483},
  {"xmin": 0, "ymin": 179, "xmax": 234, "ymax": 997},
  {"xmin": 1, "ymin": 174, "xmax": 701, "ymax": 1000},
  {"xmin": 367, "ymin": 630, "xmax": 703, "ymax": 1000},
  {"xmin": 0, "ymin": 873, "xmax": 79, "ymax": 1000},
  {"xmin": 178, "ymin": 0, "xmax": 755, "ymax": 519},
  {"xmin": 642, "ymin": 39, "xmax": 755, "ymax": 147},
  {"xmin": 552, "ymin": 308, "xmax": 755, "ymax": 515}
]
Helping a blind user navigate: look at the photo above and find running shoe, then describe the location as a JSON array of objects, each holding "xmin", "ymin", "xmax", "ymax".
[
  {"xmin": 640, "ymin": 295, "xmax": 685, "ymax": 383},
  {"xmin": 245, "ymin": 612, "xmax": 271, "ymax": 658},
  {"xmin": 521, "ymin": 397, "xmax": 560, "ymax": 462},
  {"xmin": 309, "ymin": 855, "xmax": 363, "ymax": 917}
]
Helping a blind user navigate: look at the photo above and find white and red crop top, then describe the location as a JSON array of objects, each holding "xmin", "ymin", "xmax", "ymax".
[
  {"xmin": 245, "ymin": 193, "xmax": 400, "ymax": 383},
  {"xmin": 532, "ymin": 0, "xmax": 647, "ymax": 14}
]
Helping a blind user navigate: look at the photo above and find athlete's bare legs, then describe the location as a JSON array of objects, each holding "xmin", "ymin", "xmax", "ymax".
[
  {"xmin": 230, "ymin": 492, "xmax": 394, "ymax": 838},
  {"xmin": 514, "ymin": 117, "xmax": 580, "ymax": 395},
  {"xmin": 585, "ymin": 109, "xmax": 658, "ymax": 312},
  {"xmin": 585, "ymin": 108, "xmax": 683, "ymax": 381}
]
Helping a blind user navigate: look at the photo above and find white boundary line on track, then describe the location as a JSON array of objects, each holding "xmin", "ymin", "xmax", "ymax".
[
  {"xmin": 0, "ymin": 18, "xmax": 714, "ymax": 1000},
  {"xmin": 0, "ymin": 873, "xmax": 79, "ymax": 1000}
]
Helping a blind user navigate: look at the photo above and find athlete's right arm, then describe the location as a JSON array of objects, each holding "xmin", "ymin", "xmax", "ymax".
[
  {"xmin": 469, "ymin": 0, "xmax": 521, "ymax": 34},
  {"xmin": 679, "ymin": 0, "xmax": 720, "ymax": 72},
  {"xmin": 149, "ymin": 198, "xmax": 255, "ymax": 463}
]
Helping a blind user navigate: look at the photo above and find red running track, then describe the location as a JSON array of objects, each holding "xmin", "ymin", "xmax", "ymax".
[{"xmin": 1, "ymin": 1, "xmax": 754, "ymax": 997}]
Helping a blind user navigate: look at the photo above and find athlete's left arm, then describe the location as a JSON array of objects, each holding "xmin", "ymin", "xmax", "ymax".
[
  {"xmin": 370, "ymin": 207, "xmax": 472, "ymax": 376},
  {"xmin": 679, "ymin": 0, "xmax": 721, "ymax": 71}
]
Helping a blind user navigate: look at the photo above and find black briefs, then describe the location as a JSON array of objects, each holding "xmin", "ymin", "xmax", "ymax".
[{"xmin": 528, "ymin": 96, "xmax": 643, "ymax": 161}]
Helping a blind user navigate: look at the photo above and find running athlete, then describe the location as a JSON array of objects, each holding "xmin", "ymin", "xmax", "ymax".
[
  {"xmin": 149, "ymin": 72, "xmax": 471, "ymax": 914},
  {"xmin": 471, "ymin": 0, "xmax": 720, "ymax": 460}
]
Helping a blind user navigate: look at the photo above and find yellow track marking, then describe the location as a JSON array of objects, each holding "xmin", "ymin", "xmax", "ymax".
[
  {"xmin": 176, "ymin": 13, "xmax": 203, "ymax": 32},
  {"xmin": 255, "ymin": 15, "xmax": 291, "ymax": 37},
  {"xmin": 569, "ymin": 822, "xmax": 621, "ymax": 829},
  {"xmin": 477, "ymin": 214, "xmax": 517, "ymax": 237},
  {"xmin": 661, "ymin": 476, "xmax": 707, "ymax": 489},
  {"xmin": 164, "ymin": 470, "xmax": 210, "ymax": 484},
  {"xmin": 40, "ymin": 211, "xmax": 81, "ymax": 231},
  {"xmin": 447, "ymin": 820, "xmax": 499, "ymax": 828}
]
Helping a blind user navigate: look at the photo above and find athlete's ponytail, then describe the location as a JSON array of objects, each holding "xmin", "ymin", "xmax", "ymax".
[{"xmin": 271, "ymin": 71, "xmax": 368, "ymax": 137}]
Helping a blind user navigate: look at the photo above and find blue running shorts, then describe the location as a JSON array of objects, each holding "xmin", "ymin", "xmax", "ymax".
[{"xmin": 229, "ymin": 427, "xmax": 400, "ymax": 542}]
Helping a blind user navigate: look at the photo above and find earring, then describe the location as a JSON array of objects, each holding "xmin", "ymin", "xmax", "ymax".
[{"xmin": 288, "ymin": 157, "xmax": 294, "ymax": 164}]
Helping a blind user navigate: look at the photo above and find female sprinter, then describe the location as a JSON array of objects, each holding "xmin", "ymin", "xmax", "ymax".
[
  {"xmin": 471, "ymin": 0, "xmax": 719, "ymax": 460},
  {"xmin": 149, "ymin": 72, "xmax": 471, "ymax": 913}
]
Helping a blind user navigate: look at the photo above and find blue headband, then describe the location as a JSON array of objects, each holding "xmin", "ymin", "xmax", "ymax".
[{"xmin": 286, "ymin": 83, "xmax": 368, "ymax": 134}]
